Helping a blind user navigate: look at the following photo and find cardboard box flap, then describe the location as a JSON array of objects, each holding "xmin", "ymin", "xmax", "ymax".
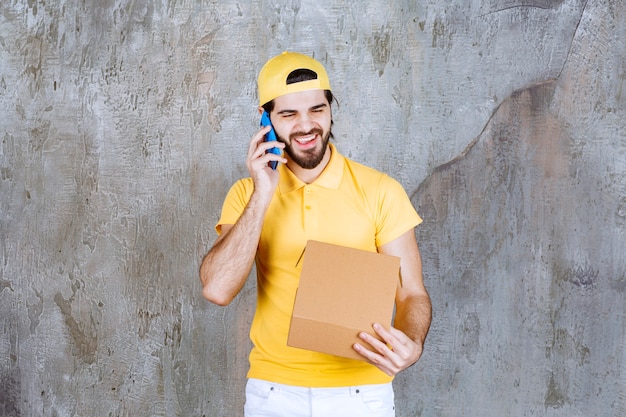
[{"xmin": 287, "ymin": 240, "xmax": 400, "ymax": 360}]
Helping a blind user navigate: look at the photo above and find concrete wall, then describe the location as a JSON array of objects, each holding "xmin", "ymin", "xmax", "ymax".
[{"xmin": 1, "ymin": 0, "xmax": 623, "ymax": 416}]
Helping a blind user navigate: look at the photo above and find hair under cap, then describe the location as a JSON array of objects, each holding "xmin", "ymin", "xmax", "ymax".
[{"xmin": 257, "ymin": 51, "xmax": 332, "ymax": 106}]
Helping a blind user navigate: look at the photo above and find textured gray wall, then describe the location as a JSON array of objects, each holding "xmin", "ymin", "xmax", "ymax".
[{"xmin": 1, "ymin": 0, "xmax": 624, "ymax": 416}]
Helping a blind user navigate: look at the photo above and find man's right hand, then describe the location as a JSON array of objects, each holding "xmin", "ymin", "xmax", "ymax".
[{"xmin": 246, "ymin": 125, "xmax": 286, "ymax": 203}]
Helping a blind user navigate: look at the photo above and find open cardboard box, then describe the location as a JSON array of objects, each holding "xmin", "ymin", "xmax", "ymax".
[{"xmin": 287, "ymin": 240, "xmax": 400, "ymax": 360}]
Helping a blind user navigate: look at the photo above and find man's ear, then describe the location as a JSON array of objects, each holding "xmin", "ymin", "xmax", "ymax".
[{"xmin": 258, "ymin": 107, "xmax": 265, "ymax": 115}]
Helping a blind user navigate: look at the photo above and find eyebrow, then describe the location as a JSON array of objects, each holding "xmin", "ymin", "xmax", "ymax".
[
  {"xmin": 311, "ymin": 103, "xmax": 328, "ymax": 111},
  {"xmin": 276, "ymin": 103, "xmax": 328, "ymax": 115}
]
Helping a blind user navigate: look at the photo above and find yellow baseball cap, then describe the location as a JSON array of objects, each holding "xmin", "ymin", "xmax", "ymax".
[{"xmin": 257, "ymin": 51, "xmax": 332, "ymax": 106}]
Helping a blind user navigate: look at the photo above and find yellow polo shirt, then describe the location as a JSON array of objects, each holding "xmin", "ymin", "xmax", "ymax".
[{"xmin": 217, "ymin": 144, "xmax": 422, "ymax": 387}]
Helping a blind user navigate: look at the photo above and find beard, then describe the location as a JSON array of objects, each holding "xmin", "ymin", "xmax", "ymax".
[{"xmin": 279, "ymin": 127, "xmax": 332, "ymax": 170}]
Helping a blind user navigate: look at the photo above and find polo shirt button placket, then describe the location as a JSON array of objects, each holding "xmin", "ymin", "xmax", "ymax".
[
  {"xmin": 303, "ymin": 187, "xmax": 313, "ymax": 232},
  {"xmin": 304, "ymin": 187, "xmax": 312, "ymax": 211}
]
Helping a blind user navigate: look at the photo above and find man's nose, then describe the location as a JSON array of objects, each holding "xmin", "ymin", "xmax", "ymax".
[{"xmin": 294, "ymin": 113, "xmax": 316, "ymax": 132}]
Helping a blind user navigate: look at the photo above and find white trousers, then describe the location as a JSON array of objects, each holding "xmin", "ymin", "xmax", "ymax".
[{"xmin": 244, "ymin": 378, "xmax": 396, "ymax": 417}]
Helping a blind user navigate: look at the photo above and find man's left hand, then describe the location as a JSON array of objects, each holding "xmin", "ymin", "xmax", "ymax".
[{"xmin": 353, "ymin": 323, "xmax": 423, "ymax": 376}]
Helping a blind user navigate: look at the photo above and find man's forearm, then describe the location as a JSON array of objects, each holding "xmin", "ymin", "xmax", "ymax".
[{"xmin": 394, "ymin": 293, "xmax": 432, "ymax": 347}]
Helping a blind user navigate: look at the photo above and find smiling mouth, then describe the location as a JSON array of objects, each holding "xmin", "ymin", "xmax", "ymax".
[
  {"xmin": 291, "ymin": 129, "xmax": 323, "ymax": 147},
  {"xmin": 294, "ymin": 134, "xmax": 317, "ymax": 145}
]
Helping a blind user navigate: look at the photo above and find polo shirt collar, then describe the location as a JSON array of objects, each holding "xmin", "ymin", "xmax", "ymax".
[{"xmin": 278, "ymin": 143, "xmax": 344, "ymax": 193}]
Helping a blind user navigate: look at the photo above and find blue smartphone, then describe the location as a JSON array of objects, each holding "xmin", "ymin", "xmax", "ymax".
[{"xmin": 260, "ymin": 111, "xmax": 281, "ymax": 170}]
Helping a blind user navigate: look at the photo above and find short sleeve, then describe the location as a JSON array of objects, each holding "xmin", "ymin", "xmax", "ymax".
[
  {"xmin": 374, "ymin": 175, "xmax": 422, "ymax": 247},
  {"xmin": 215, "ymin": 178, "xmax": 254, "ymax": 234}
]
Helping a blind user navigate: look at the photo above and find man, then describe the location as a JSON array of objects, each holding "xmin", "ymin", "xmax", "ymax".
[{"xmin": 200, "ymin": 51, "xmax": 431, "ymax": 417}]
